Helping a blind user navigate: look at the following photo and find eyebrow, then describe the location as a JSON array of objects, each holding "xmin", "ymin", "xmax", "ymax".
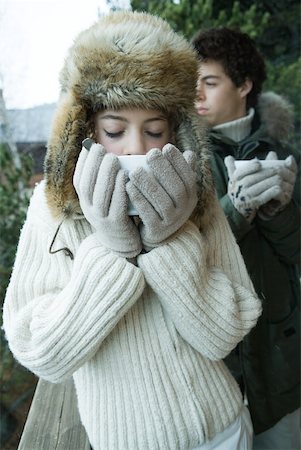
[
  {"xmin": 201, "ymin": 75, "xmax": 221, "ymax": 81},
  {"xmin": 98, "ymin": 114, "xmax": 167, "ymax": 123}
]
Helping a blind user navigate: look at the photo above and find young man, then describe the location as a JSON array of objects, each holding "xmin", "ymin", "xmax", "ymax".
[{"xmin": 192, "ymin": 27, "xmax": 300, "ymax": 450}]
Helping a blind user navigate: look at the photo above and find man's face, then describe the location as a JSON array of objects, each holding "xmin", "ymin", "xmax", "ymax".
[{"xmin": 195, "ymin": 59, "xmax": 250, "ymax": 127}]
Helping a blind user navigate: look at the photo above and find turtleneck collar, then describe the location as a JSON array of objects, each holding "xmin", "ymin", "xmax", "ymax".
[{"xmin": 213, "ymin": 108, "xmax": 255, "ymax": 142}]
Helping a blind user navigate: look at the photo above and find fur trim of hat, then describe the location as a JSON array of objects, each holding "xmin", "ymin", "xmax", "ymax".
[{"xmin": 44, "ymin": 11, "xmax": 214, "ymax": 221}]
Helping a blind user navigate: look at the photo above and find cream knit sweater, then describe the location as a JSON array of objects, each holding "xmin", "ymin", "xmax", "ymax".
[{"xmin": 3, "ymin": 181, "xmax": 262, "ymax": 450}]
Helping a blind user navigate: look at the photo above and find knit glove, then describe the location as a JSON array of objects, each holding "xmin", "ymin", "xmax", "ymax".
[
  {"xmin": 258, "ymin": 151, "xmax": 297, "ymax": 218},
  {"xmin": 73, "ymin": 140, "xmax": 142, "ymax": 258},
  {"xmin": 225, "ymin": 155, "xmax": 282, "ymax": 223},
  {"xmin": 126, "ymin": 144, "xmax": 198, "ymax": 250}
]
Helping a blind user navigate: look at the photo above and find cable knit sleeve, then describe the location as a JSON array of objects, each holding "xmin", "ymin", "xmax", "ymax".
[
  {"xmin": 3, "ymin": 183, "xmax": 145, "ymax": 383},
  {"xmin": 137, "ymin": 196, "xmax": 262, "ymax": 361}
]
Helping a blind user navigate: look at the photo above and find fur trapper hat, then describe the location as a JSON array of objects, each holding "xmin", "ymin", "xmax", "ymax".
[{"xmin": 44, "ymin": 11, "xmax": 213, "ymax": 220}]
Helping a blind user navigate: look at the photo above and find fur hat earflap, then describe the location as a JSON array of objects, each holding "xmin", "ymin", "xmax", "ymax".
[{"xmin": 45, "ymin": 11, "xmax": 214, "ymax": 219}]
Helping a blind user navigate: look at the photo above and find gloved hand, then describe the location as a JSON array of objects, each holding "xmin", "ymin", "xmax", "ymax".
[
  {"xmin": 258, "ymin": 151, "xmax": 297, "ymax": 218},
  {"xmin": 225, "ymin": 155, "xmax": 282, "ymax": 223},
  {"xmin": 126, "ymin": 144, "xmax": 198, "ymax": 250},
  {"xmin": 73, "ymin": 140, "xmax": 142, "ymax": 258}
]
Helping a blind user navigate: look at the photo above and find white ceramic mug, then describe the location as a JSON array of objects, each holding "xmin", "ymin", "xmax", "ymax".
[
  {"xmin": 118, "ymin": 155, "xmax": 149, "ymax": 215},
  {"xmin": 234, "ymin": 159, "xmax": 286, "ymax": 169}
]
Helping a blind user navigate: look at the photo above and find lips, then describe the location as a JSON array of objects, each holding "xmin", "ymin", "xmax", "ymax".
[{"xmin": 196, "ymin": 106, "xmax": 208, "ymax": 115}]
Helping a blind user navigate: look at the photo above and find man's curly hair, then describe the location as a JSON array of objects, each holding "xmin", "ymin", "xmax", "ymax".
[{"xmin": 191, "ymin": 27, "xmax": 266, "ymax": 109}]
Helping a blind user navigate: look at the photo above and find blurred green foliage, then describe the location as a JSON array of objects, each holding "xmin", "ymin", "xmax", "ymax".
[
  {"xmin": 130, "ymin": 0, "xmax": 270, "ymax": 39},
  {"xmin": 0, "ymin": 143, "xmax": 32, "ymax": 302},
  {"xmin": 0, "ymin": 142, "xmax": 34, "ymax": 445}
]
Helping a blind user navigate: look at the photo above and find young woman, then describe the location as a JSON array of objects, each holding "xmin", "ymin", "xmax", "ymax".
[{"xmin": 3, "ymin": 11, "xmax": 261, "ymax": 450}]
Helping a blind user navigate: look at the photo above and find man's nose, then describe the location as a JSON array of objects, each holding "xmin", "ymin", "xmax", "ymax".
[{"xmin": 197, "ymin": 85, "xmax": 205, "ymax": 100}]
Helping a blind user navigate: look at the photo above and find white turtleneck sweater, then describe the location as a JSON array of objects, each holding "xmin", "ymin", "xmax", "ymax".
[
  {"xmin": 213, "ymin": 109, "xmax": 254, "ymax": 142},
  {"xmin": 3, "ymin": 181, "xmax": 261, "ymax": 450}
]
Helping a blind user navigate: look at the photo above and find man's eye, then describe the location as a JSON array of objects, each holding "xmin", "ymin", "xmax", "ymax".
[
  {"xmin": 105, "ymin": 130, "xmax": 123, "ymax": 138},
  {"xmin": 206, "ymin": 82, "xmax": 216, "ymax": 87}
]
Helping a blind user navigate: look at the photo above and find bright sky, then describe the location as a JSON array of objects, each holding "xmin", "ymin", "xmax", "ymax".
[{"xmin": 0, "ymin": 0, "xmax": 129, "ymax": 110}]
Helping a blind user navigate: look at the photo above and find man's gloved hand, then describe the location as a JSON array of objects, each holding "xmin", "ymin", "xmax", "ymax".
[
  {"xmin": 126, "ymin": 144, "xmax": 198, "ymax": 251},
  {"xmin": 225, "ymin": 155, "xmax": 282, "ymax": 223},
  {"xmin": 258, "ymin": 151, "xmax": 297, "ymax": 218},
  {"xmin": 73, "ymin": 140, "xmax": 142, "ymax": 258}
]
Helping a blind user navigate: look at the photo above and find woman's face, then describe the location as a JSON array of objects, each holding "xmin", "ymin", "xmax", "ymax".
[{"xmin": 95, "ymin": 108, "xmax": 172, "ymax": 155}]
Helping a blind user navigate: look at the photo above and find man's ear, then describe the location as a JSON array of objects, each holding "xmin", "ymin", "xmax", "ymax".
[{"xmin": 239, "ymin": 78, "xmax": 253, "ymax": 99}]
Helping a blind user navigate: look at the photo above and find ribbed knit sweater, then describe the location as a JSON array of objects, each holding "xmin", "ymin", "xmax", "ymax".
[{"xmin": 3, "ymin": 181, "xmax": 262, "ymax": 450}]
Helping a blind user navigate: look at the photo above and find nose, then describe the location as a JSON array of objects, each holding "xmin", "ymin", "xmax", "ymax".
[
  {"xmin": 197, "ymin": 85, "xmax": 205, "ymax": 101},
  {"xmin": 123, "ymin": 132, "xmax": 146, "ymax": 155}
]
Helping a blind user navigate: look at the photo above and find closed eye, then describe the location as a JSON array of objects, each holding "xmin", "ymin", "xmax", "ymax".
[
  {"xmin": 146, "ymin": 131, "xmax": 164, "ymax": 138},
  {"xmin": 104, "ymin": 130, "xmax": 124, "ymax": 138}
]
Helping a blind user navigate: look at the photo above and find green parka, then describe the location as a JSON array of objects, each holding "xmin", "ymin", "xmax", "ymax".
[{"xmin": 209, "ymin": 92, "xmax": 300, "ymax": 434}]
